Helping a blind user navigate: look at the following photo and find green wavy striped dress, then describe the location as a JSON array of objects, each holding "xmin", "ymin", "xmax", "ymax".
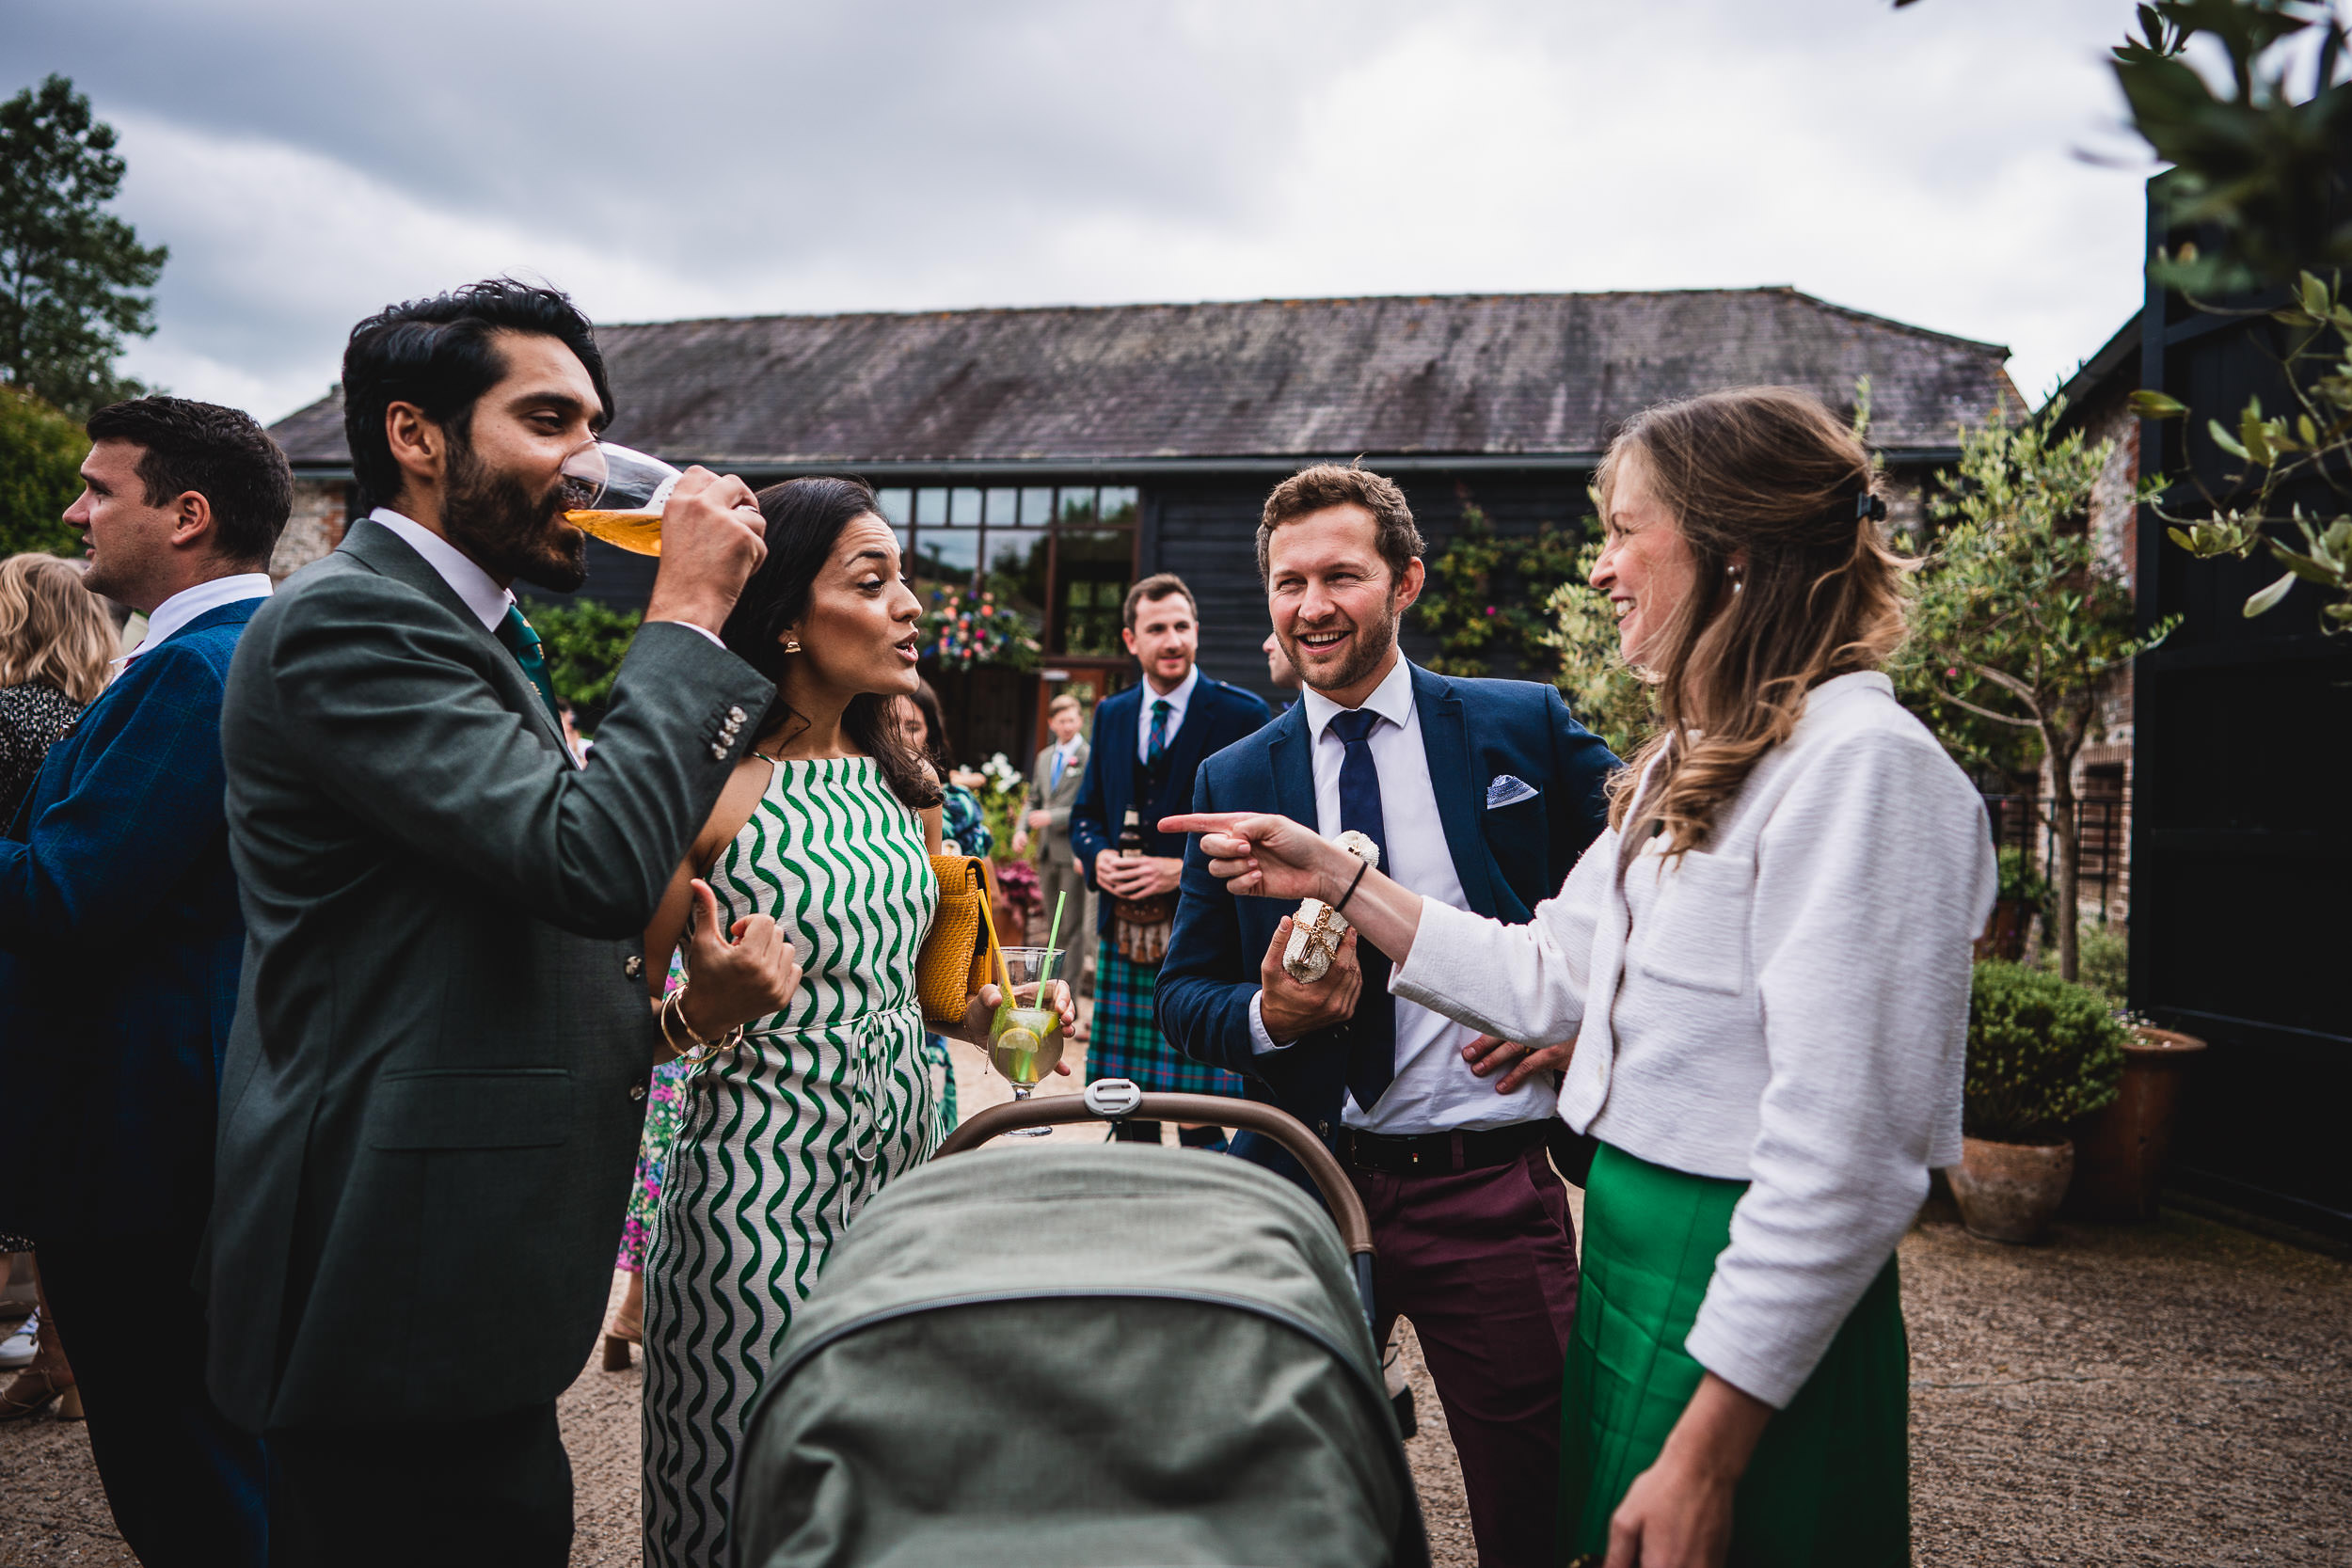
[{"xmin": 642, "ymin": 755, "xmax": 939, "ymax": 1568}]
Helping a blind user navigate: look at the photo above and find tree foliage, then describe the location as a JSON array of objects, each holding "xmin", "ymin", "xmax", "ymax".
[
  {"xmin": 2113, "ymin": 0, "xmax": 2352, "ymax": 298},
  {"xmin": 1897, "ymin": 402, "xmax": 2176, "ymax": 980},
  {"xmin": 1541, "ymin": 539, "xmax": 1654, "ymax": 758},
  {"xmin": 0, "ymin": 74, "xmax": 167, "ymax": 420},
  {"xmin": 519, "ymin": 596, "xmax": 642, "ymax": 732},
  {"xmin": 0, "ymin": 384, "xmax": 87, "ymax": 557}
]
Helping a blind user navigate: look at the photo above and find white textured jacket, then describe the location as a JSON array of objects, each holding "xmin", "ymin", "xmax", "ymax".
[{"xmin": 1393, "ymin": 672, "xmax": 1994, "ymax": 1407}]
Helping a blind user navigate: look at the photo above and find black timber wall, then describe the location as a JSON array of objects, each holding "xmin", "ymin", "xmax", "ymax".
[{"xmin": 2132, "ymin": 182, "xmax": 2352, "ymax": 1239}]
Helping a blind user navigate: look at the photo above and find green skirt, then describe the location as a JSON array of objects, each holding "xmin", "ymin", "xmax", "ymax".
[{"xmin": 1561, "ymin": 1143, "xmax": 1911, "ymax": 1566}]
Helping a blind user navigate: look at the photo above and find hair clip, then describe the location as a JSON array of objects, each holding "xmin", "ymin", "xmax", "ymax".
[{"xmin": 1855, "ymin": 492, "xmax": 1888, "ymax": 523}]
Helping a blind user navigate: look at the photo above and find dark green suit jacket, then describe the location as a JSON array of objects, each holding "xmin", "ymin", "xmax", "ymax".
[{"xmin": 204, "ymin": 519, "xmax": 774, "ymax": 1433}]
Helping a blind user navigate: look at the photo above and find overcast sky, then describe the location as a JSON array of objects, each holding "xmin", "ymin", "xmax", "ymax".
[{"xmin": 8, "ymin": 0, "xmax": 2153, "ymax": 426}]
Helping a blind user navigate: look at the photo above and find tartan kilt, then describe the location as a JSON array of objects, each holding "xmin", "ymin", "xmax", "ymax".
[{"xmin": 1085, "ymin": 949, "xmax": 1247, "ymax": 1099}]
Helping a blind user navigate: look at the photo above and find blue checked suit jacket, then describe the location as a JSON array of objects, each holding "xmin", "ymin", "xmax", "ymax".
[
  {"xmin": 1153, "ymin": 662, "xmax": 1618, "ymax": 1185},
  {"xmin": 0, "ymin": 598, "xmax": 261, "ymax": 1243}
]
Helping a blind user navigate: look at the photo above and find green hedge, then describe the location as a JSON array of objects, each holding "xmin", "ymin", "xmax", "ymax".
[{"xmin": 1964, "ymin": 959, "xmax": 2125, "ymax": 1145}]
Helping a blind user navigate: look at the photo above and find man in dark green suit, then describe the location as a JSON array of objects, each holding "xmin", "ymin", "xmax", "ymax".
[{"xmin": 205, "ymin": 281, "xmax": 781, "ymax": 1566}]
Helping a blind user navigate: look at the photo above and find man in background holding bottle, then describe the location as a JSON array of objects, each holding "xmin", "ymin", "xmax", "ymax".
[{"xmin": 1070, "ymin": 573, "xmax": 1270, "ymax": 1146}]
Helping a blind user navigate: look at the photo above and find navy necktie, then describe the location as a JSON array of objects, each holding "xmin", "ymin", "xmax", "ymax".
[
  {"xmin": 1328, "ymin": 706, "xmax": 1396, "ymax": 1111},
  {"xmin": 495, "ymin": 604, "xmax": 564, "ymax": 729},
  {"xmin": 1146, "ymin": 699, "xmax": 1172, "ymax": 768}
]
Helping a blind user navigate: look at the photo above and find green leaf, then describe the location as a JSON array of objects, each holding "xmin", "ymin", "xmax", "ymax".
[
  {"xmin": 2267, "ymin": 544, "xmax": 2346, "ymax": 588},
  {"xmin": 2209, "ymin": 418, "xmax": 2249, "ymax": 459},
  {"xmin": 2243, "ymin": 572, "xmax": 2297, "ymax": 616},
  {"xmin": 2130, "ymin": 388, "xmax": 2188, "ymax": 419}
]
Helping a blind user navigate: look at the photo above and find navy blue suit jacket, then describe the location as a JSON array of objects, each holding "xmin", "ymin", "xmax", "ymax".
[
  {"xmin": 1154, "ymin": 663, "xmax": 1618, "ymax": 1183},
  {"xmin": 0, "ymin": 598, "xmax": 259, "ymax": 1242},
  {"xmin": 1070, "ymin": 674, "xmax": 1273, "ymax": 936}
]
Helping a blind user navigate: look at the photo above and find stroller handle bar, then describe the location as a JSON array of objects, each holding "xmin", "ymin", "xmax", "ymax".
[{"xmin": 936, "ymin": 1086, "xmax": 1375, "ymax": 1263}]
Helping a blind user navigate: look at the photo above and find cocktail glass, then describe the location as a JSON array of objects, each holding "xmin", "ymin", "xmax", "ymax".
[{"xmin": 989, "ymin": 945, "xmax": 1067, "ymax": 1138}]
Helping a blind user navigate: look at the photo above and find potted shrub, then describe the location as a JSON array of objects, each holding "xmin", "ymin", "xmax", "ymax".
[{"xmin": 1950, "ymin": 960, "xmax": 2127, "ymax": 1243}]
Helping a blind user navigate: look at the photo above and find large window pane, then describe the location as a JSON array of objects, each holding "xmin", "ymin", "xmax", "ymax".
[
  {"xmin": 915, "ymin": 488, "xmax": 947, "ymax": 526},
  {"xmin": 981, "ymin": 526, "xmax": 1048, "ymax": 631},
  {"xmin": 985, "ymin": 487, "xmax": 1019, "ymax": 527},
  {"xmin": 1056, "ymin": 526, "xmax": 1135, "ymax": 656},
  {"xmin": 910, "ymin": 529, "xmax": 978, "ymax": 611},
  {"xmin": 1097, "ymin": 486, "xmax": 1139, "ymax": 527},
  {"xmin": 875, "ymin": 487, "xmax": 912, "ymax": 528},
  {"xmin": 1057, "ymin": 487, "xmax": 1100, "ymax": 526},
  {"xmin": 950, "ymin": 487, "xmax": 983, "ymax": 527},
  {"xmin": 1020, "ymin": 486, "xmax": 1055, "ymax": 527}
]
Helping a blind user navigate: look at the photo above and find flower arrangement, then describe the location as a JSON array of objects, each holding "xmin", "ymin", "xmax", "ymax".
[{"xmin": 921, "ymin": 588, "xmax": 1041, "ymax": 672}]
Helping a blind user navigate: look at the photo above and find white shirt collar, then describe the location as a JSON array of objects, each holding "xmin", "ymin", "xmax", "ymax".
[
  {"xmin": 115, "ymin": 572, "xmax": 273, "ymax": 669},
  {"xmin": 367, "ymin": 507, "xmax": 514, "ymax": 631},
  {"xmin": 1300, "ymin": 653, "xmax": 1415, "ymax": 743}
]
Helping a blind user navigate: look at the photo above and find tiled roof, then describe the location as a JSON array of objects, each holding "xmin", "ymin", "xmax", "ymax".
[{"xmin": 271, "ymin": 287, "xmax": 2016, "ymax": 468}]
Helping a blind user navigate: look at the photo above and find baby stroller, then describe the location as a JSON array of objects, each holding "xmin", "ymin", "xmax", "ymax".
[{"xmin": 731, "ymin": 1083, "xmax": 1429, "ymax": 1568}]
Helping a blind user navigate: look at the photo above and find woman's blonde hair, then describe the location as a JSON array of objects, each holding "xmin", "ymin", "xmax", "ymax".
[
  {"xmin": 1598, "ymin": 387, "xmax": 1911, "ymax": 857},
  {"xmin": 0, "ymin": 553, "xmax": 116, "ymax": 705}
]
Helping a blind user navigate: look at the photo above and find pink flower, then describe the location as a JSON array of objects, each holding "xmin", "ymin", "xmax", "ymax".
[
  {"xmin": 1946, "ymin": 666, "xmax": 1959, "ymax": 679},
  {"xmin": 1485, "ymin": 606, "xmax": 1497, "ymax": 616}
]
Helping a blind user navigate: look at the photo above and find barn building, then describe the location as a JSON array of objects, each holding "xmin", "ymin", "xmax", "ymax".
[{"xmin": 266, "ymin": 287, "xmax": 2018, "ymax": 762}]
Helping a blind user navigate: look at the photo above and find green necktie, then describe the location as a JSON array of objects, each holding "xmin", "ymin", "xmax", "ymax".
[{"xmin": 495, "ymin": 604, "xmax": 564, "ymax": 729}]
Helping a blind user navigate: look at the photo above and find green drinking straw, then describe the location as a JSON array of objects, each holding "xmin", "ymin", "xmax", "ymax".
[{"xmin": 1037, "ymin": 891, "xmax": 1070, "ymax": 999}]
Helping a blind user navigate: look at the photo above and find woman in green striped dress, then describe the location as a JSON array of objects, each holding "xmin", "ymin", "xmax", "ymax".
[{"xmin": 633, "ymin": 477, "xmax": 1073, "ymax": 1568}]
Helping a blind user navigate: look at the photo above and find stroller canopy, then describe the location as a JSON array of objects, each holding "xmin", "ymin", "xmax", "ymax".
[{"xmin": 733, "ymin": 1144, "xmax": 1425, "ymax": 1568}]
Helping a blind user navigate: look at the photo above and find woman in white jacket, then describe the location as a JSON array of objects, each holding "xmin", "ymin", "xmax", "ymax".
[{"xmin": 1170, "ymin": 387, "xmax": 1994, "ymax": 1568}]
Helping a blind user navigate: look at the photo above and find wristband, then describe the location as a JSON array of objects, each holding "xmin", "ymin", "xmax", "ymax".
[{"xmin": 1333, "ymin": 859, "xmax": 1371, "ymax": 915}]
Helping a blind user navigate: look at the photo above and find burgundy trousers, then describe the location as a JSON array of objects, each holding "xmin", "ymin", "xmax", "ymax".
[{"xmin": 1350, "ymin": 1146, "xmax": 1579, "ymax": 1568}]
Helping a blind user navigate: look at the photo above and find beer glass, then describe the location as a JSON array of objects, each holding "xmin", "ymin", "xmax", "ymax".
[
  {"xmin": 987, "ymin": 946, "xmax": 1067, "ymax": 1137},
  {"xmin": 560, "ymin": 440, "xmax": 682, "ymax": 556}
]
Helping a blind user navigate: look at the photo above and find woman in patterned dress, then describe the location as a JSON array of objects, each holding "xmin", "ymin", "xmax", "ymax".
[{"xmin": 635, "ymin": 478, "xmax": 1071, "ymax": 1568}]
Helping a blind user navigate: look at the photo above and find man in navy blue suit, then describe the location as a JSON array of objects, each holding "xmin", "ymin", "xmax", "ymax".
[
  {"xmin": 1070, "ymin": 572, "xmax": 1271, "ymax": 1148},
  {"xmin": 0, "ymin": 398, "xmax": 289, "ymax": 1565},
  {"xmin": 1158, "ymin": 465, "xmax": 1617, "ymax": 1568}
]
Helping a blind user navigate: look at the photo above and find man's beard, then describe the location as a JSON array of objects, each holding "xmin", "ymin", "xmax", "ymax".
[
  {"xmin": 441, "ymin": 434, "xmax": 587, "ymax": 594},
  {"xmin": 1296, "ymin": 600, "xmax": 1398, "ymax": 694}
]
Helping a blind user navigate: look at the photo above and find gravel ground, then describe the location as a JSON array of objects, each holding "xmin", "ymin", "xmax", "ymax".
[{"xmin": 7, "ymin": 1063, "xmax": 2344, "ymax": 1567}]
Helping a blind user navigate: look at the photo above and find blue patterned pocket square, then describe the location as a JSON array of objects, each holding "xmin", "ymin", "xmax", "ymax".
[{"xmin": 1486, "ymin": 774, "xmax": 1539, "ymax": 809}]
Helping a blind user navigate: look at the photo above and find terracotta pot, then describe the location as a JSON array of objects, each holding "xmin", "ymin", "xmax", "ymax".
[
  {"xmin": 1950, "ymin": 1136, "xmax": 2074, "ymax": 1243},
  {"xmin": 2064, "ymin": 1026, "xmax": 2209, "ymax": 1222}
]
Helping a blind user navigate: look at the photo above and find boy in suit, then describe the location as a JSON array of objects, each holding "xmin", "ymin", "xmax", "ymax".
[
  {"xmin": 1159, "ymin": 465, "xmax": 1618, "ymax": 1568},
  {"xmin": 1070, "ymin": 573, "xmax": 1270, "ymax": 1146},
  {"xmin": 0, "ymin": 397, "xmax": 292, "ymax": 1565},
  {"xmin": 1011, "ymin": 691, "xmax": 1094, "ymax": 1011}
]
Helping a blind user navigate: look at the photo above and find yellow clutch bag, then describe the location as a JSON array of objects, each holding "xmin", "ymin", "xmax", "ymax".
[{"xmin": 918, "ymin": 854, "xmax": 1005, "ymax": 1022}]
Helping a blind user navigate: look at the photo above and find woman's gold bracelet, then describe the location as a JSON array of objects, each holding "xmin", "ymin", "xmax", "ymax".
[{"xmin": 660, "ymin": 985, "xmax": 743, "ymax": 1065}]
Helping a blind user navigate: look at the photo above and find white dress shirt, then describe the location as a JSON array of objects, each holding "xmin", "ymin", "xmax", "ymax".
[
  {"xmin": 1134, "ymin": 662, "xmax": 1200, "ymax": 764},
  {"xmin": 1393, "ymin": 672, "xmax": 1995, "ymax": 1407},
  {"xmin": 370, "ymin": 508, "xmax": 512, "ymax": 629},
  {"xmin": 114, "ymin": 573, "xmax": 274, "ymax": 671},
  {"xmin": 1248, "ymin": 656, "xmax": 1558, "ymax": 1134},
  {"xmin": 366, "ymin": 507, "xmax": 727, "ymax": 648}
]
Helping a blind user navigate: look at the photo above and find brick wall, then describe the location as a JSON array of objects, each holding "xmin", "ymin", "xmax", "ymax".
[{"xmin": 271, "ymin": 478, "xmax": 348, "ymax": 580}]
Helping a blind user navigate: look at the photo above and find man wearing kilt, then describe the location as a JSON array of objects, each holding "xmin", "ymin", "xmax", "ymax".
[{"xmin": 1071, "ymin": 573, "xmax": 1272, "ymax": 1148}]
